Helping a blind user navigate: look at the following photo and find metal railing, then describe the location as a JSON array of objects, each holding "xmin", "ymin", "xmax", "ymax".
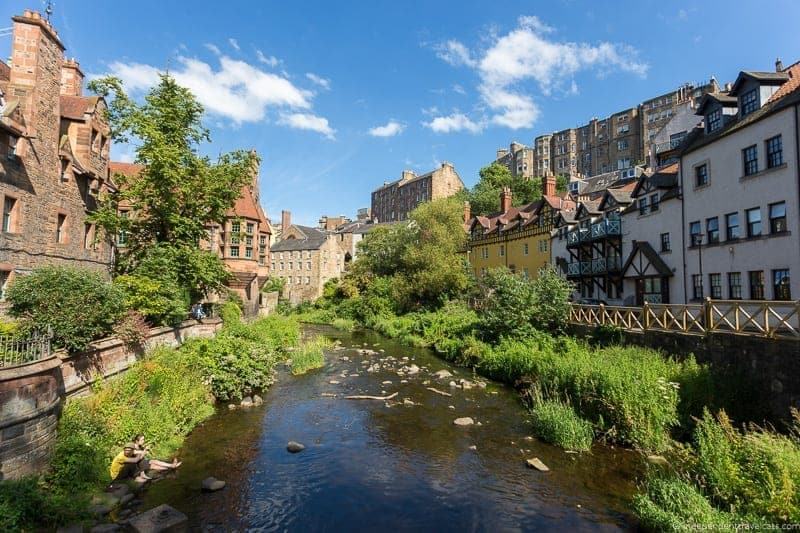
[
  {"xmin": 0, "ymin": 331, "xmax": 53, "ymax": 368},
  {"xmin": 569, "ymin": 299, "xmax": 800, "ymax": 339}
]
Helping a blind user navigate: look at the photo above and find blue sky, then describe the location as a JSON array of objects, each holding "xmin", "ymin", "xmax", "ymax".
[{"xmin": 3, "ymin": 1, "xmax": 800, "ymax": 225}]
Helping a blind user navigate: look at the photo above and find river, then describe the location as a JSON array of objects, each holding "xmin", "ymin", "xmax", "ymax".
[{"xmin": 140, "ymin": 326, "xmax": 641, "ymax": 531}]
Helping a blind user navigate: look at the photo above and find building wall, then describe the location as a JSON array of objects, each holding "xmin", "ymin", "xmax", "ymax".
[
  {"xmin": 0, "ymin": 12, "xmax": 113, "ymax": 293},
  {"xmin": 468, "ymin": 229, "xmax": 551, "ymax": 279},
  {"xmin": 680, "ymin": 106, "xmax": 800, "ymax": 302},
  {"xmin": 371, "ymin": 163, "xmax": 463, "ymax": 222},
  {"xmin": 270, "ymin": 235, "xmax": 346, "ymax": 304}
]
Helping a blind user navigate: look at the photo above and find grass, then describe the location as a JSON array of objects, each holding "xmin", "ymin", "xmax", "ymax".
[
  {"xmin": 290, "ymin": 336, "xmax": 333, "ymax": 375},
  {"xmin": 530, "ymin": 398, "xmax": 594, "ymax": 451},
  {"xmin": 633, "ymin": 474, "xmax": 733, "ymax": 532}
]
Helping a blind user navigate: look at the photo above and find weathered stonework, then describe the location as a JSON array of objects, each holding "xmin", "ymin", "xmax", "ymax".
[{"xmin": 371, "ymin": 162, "xmax": 464, "ymax": 223}]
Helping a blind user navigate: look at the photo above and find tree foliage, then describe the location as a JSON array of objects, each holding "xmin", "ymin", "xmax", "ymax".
[
  {"xmin": 465, "ymin": 162, "xmax": 541, "ymax": 216},
  {"xmin": 88, "ymin": 74, "xmax": 255, "ymax": 297}
]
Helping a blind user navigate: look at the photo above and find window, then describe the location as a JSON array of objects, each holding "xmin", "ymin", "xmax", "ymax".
[
  {"xmin": 245, "ymin": 247, "xmax": 253, "ymax": 258},
  {"xmin": 305, "ymin": 277, "xmax": 310, "ymax": 285},
  {"xmin": 259, "ymin": 235, "xmax": 267, "ymax": 247},
  {"xmin": 773, "ymin": 269, "xmax": 791, "ymax": 300},
  {"xmin": 245, "ymin": 236, "xmax": 253, "ymax": 246},
  {"xmin": 706, "ymin": 217, "xmax": 719, "ymax": 244},
  {"xmin": 650, "ymin": 193, "xmax": 660, "ymax": 212},
  {"xmin": 740, "ymin": 89, "xmax": 758, "ymax": 116},
  {"xmin": 749, "ymin": 270, "xmax": 765, "ymax": 300},
  {"xmin": 56, "ymin": 214, "xmax": 66, "ymax": 243},
  {"xmin": 695, "ymin": 164, "xmax": 708, "ymax": 187},
  {"xmin": 2, "ymin": 197, "xmax": 17, "ymax": 232},
  {"xmin": 689, "ymin": 221, "xmax": 701, "ymax": 246},
  {"xmin": 725, "ymin": 212, "xmax": 740, "ymax": 240},
  {"xmin": 307, "ymin": 261, "xmax": 312, "ymax": 270},
  {"xmin": 7, "ymin": 135, "xmax": 18, "ymax": 160},
  {"xmin": 229, "ymin": 247, "xmax": 239, "ymax": 257},
  {"xmin": 639, "ymin": 197, "xmax": 649, "ymax": 215},
  {"xmin": 0, "ymin": 270, "xmax": 8, "ymax": 300},
  {"xmin": 660, "ymin": 232, "xmax": 671, "ymax": 252},
  {"xmin": 523, "ymin": 243, "xmax": 529, "ymax": 256},
  {"xmin": 692, "ymin": 274, "xmax": 703, "ymax": 299},
  {"xmin": 706, "ymin": 109, "xmax": 721, "ymax": 133},
  {"xmin": 709, "ymin": 273, "xmax": 722, "ymax": 299},
  {"xmin": 279, "ymin": 262, "xmax": 284, "ymax": 270},
  {"xmin": 230, "ymin": 234, "xmax": 240, "ymax": 245},
  {"xmin": 246, "ymin": 222, "xmax": 254, "ymax": 234},
  {"xmin": 288, "ymin": 261, "xmax": 293, "ymax": 270},
  {"xmin": 231, "ymin": 221, "xmax": 240, "ymax": 233},
  {"xmin": 617, "ymin": 140, "xmax": 628, "ymax": 150},
  {"xmin": 259, "ymin": 255, "xmax": 266, "ymax": 266},
  {"xmin": 769, "ymin": 202, "xmax": 787, "ymax": 234},
  {"xmin": 766, "ymin": 135, "xmax": 783, "ymax": 168},
  {"xmin": 743, "ymin": 145, "xmax": 758, "ymax": 176},
  {"xmin": 499, "ymin": 245, "xmax": 505, "ymax": 257},
  {"xmin": 746, "ymin": 208, "xmax": 761, "ymax": 237},
  {"xmin": 296, "ymin": 277, "xmax": 301, "ymax": 285},
  {"xmin": 728, "ymin": 272, "xmax": 742, "ymax": 299}
]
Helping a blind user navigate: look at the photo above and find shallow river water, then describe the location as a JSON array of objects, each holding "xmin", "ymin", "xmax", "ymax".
[{"xmin": 141, "ymin": 326, "xmax": 641, "ymax": 531}]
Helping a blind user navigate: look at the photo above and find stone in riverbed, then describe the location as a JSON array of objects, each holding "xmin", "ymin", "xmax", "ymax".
[
  {"xmin": 228, "ymin": 404, "xmax": 237, "ymax": 410},
  {"xmin": 287, "ymin": 441, "xmax": 306, "ymax": 453},
  {"xmin": 382, "ymin": 380, "xmax": 392, "ymax": 385},
  {"xmin": 128, "ymin": 504, "xmax": 187, "ymax": 533},
  {"xmin": 433, "ymin": 369, "xmax": 453, "ymax": 379},
  {"xmin": 253, "ymin": 395, "xmax": 264, "ymax": 406},
  {"xmin": 526, "ymin": 458, "xmax": 550, "ymax": 472},
  {"xmin": 329, "ymin": 380, "xmax": 340, "ymax": 384},
  {"xmin": 459, "ymin": 379, "xmax": 473, "ymax": 390},
  {"xmin": 201, "ymin": 477, "xmax": 226, "ymax": 492},
  {"xmin": 453, "ymin": 417, "xmax": 474, "ymax": 426},
  {"xmin": 448, "ymin": 381, "xmax": 457, "ymax": 388},
  {"xmin": 406, "ymin": 364, "xmax": 420, "ymax": 375},
  {"xmin": 468, "ymin": 445, "xmax": 477, "ymax": 450},
  {"xmin": 240, "ymin": 396, "xmax": 253, "ymax": 408},
  {"xmin": 403, "ymin": 398, "xmax": 415, "ymax": 406}
]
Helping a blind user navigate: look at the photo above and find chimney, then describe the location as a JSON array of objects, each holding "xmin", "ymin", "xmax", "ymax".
[
  {"xmin": 60, "ymin": 58, "xmax": 84, "ymax": 97},
  {"xmin": 401, "ymin": 169, "xmax": 416, "ymax": 182},
  {"xmin": 463, "ymin": 201, "xmax": 471, "ymax": 223},
  {"xmin": 496, "ymin": 148, "xmax": 509, "ymax": 160},
  {"xmin": 776, "ymin": 57, "xmax": 784, "ymax": 72},
  {"xmin": 543, "ymin": 175, "xmax": 556, "ymax": 198},
  {"xmin": 281, "ymin": 210, "xmax": 291, "ymax": 231},
  {"xmin": 500, "ymin": 187, "xmax": 512, "ymax": 212}
]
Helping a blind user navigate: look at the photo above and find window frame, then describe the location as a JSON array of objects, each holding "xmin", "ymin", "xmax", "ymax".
[
  {"xmin": 772, "ymin": 269, "xmax": 791, "ymax": 300},
  {"xmin": 743, "ymin": 145, "xmax": 758, "ymax": 176},
  {"xmin": 709, "ymin": 273, "xmax": 722, "ymax": 299},
  {"xmin": 728, "ymin": 272, "xmax": 742, "ymax": 299},
  {"xmin": 749, "ymin": 270, "xmax": 765, "ymax": 300},
  {"xmin": 746, "ymin": 207, "xmax": 762, "ymax": 237},
  {"xmin": 660, "ymin": 232, "xmax": 671, "ymax": 252},
  {"xmin": 689, "ymin": 220, "xmax": 701, "ymax": 246},
  {"xmin": 725, "ymin": 212, "xmax": 740, "ymax": 241},
  {"xmin": 766, "ymin": 135, "xmax": 783, "ymax": 168},
  {"xmin": 695, "ymin": 163, "xmax": 709, "ymax": 188},
  {"xmin": 768, "ymin": 201, "xmax": 787, "ymax": 234},
  {"xmin": 740, "ymin": 88, "xmax": 759, "ymax": 116},
  {"xmin": 692, "ymin": 274, "xmax": 703, "ymax": 300},
  {"xmin": 706, "ymin": 217, "xmax": 719, "ymax": 244}
]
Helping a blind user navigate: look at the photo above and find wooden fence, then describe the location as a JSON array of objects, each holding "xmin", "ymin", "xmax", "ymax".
[{"xmin": 569, "ymin": 299, "xmax": 800, "ymax": 339}]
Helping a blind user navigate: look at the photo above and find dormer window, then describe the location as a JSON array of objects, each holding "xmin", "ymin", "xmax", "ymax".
[
  {"xmin": 706, "ymin": 109, "xmax": 722, "ymax": 133},
  {"xmin": 740, "ymin": 89, "xmax": 759, "ymax": 116}
]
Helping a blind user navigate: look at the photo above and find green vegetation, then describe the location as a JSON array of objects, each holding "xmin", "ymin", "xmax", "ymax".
[
  {"xmin": 290, "ymin": 336, "xmax": 332, "ymax": 375},
  {"xmin": 530, "ymin": 397, "xmax": 594, "ymax": 452},
  {"xmin": 460, "ymin": 162, "xmax": 567, "ymax": 216},
  {"xmin": 5, "ymin": 266, "xmax": 125, "ymax": 351},
  {"xmin": 114, "ymin": 274, "xmax": 188, "ymax": 326},
  {"xmin": 0, "ymin": 312, "xmax": 302, "ymax": 531}
]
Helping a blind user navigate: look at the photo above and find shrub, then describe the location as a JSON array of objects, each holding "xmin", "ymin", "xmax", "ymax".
[
  {"xmin": 476, "ymin": 268, "xmax": 538, "ymax": 342},
  {"xmin": 219, "ymin": 300, "xmax": 243, "ymax": 326},
  {"xmin": 528, "ymin": 265, "xmax": 573, "ymax": 333},
  {"xmin": 113, "ymin": 309, "xmax": 150, "ymax": 349},
  {"xmin": 114, "ymin": 274, "xmax": 187, "ymax": 326},
  {"xmin": 530, "ymin": 398, "xmax": 594, "ymax": 451},
  {"xmin": 589, "ymin": 324, "xmax": 624, "ymax": 347},
  {"xmin": 290, "ymin": 336, "xmax": 332, "ymax": 375},
  {"xmin": 0, "ymin": 477, "xmax": 82, "ymax": 532},
  {"xmin": 633, "ymin": 474, "xmax": 732, "ymax": 532},
  {"xmin": 6, "ymin": 266, "xmax": 125, "ymax": 351},
  {"xmin": 331, "ymin": 318, "xmax": 357, "ymax": 332}
]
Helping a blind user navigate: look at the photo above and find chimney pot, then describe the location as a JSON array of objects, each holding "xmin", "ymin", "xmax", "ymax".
[
  {"xmin": 776, "ymin": 58, "xmax": 784, "ymax": 72},
  {"xmin": 500, "ymin": 186, "xmax": 512, "ymax": 212}
]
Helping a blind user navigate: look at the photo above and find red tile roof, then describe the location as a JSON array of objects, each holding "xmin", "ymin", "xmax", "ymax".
[
  {"xmin": 768, "ymin": 61, "xmax": 800, "ymax": 103},
  {"xmin": 60, "ymin": 95, "xmax": 99, "ymax": 120},
  {"xmin": 109, "ymin": 161, "xmax": 144, "ymax": 178},
  {"xmin": 227, "ymin": 185, "xmax": 264, "ymax": 221}
]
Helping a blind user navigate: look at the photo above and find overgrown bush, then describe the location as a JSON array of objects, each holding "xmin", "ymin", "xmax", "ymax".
[
  {"xmin": 530, "ymin": 398, "xmax": 594, "ymax": 451},
  {"xmin": 6, "ymin": 266, "xmax": 125, "ymax": 351},
  {"xmin": 113, "ymin": 309, "xmax": 150, "ymax": 349},
  {"xmin": 290, "ymin": 336, "xmax": 332, "ymax": 375},
  {"xmin": 114, "ymin": 274, "xmax": 187, "ymax": 326},
  {"xmin": 219, "ymin": 300, "xmax": 243, "ymax": 326},
  {"xmin": 633, "ymin": 474, "xmax": 732, "ymax": 532}
]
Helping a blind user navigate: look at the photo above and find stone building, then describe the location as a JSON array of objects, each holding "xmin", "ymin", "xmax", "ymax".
[
  {"xmin": 371, "ymin": 162, "xmax": 464, "ymax": 222},
  {"xmin": 1, "ymin": 10, "xmax": 116, "ymax": 302},
  {"xmin": 494, "ymin": 141, "xmax": 534, "ymax": 179},
  {"xmin": 269, "ymin": 211, "xmax": 347, "ymax": 304}
]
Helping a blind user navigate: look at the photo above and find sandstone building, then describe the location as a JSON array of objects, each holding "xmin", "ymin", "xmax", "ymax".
[
  {"xmin": 371, "ymin": 162, "xmax": 464, "ymax": 222},
  {"xmin": 1, "ymin": 10, "xmax": 116, "ymax": 302},
  {"xmin": 495, "ymin": 142, "xmax": 534, "ymax": 179}
]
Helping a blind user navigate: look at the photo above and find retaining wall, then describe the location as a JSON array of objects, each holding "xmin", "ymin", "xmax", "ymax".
[{"xmin": 0, "ymin": 318, "xmax": 222, "ymax": 480}]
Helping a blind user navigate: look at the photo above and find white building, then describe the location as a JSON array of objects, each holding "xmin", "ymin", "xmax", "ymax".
[{"xmin": 679, "ymin": 61, "xmax": 800, "ymax": 302}]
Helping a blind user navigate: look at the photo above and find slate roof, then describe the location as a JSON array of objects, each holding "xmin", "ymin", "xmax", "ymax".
[
  {"xmin": 729, "ymin": 70, "xmax": 790, "ymax": 95},
  {"xmin": 271, "ymin": 225, "xmax": 329, "ymax": 252}
]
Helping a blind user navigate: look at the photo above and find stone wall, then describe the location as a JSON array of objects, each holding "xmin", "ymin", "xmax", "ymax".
[
  {"xmin": 569, "ymin": 324, "xmax": 800, "ymax": 423},
  {"xmin": 0, "ymin": 318, "xmax": 222, "ymax": 480}
]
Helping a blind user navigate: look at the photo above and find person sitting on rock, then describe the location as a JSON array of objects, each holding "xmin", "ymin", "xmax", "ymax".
[
  {"xmin": 133, "ymin": 434, "xmax": 182, "ymax": 472},
  {"xmin": 109, "ymin": 443, "xmax": 151, "ymax": 483}
]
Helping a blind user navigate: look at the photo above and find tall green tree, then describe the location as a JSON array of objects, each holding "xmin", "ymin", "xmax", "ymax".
[
  {"xmin": 466, "ymin": 162, "xmax": 543, "ymax": 216},
  {"xmin": 88, "ymin": 74, "xmax": 256, "ymax": 297}
]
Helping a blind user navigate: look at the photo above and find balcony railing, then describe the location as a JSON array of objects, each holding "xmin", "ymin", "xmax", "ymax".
[{"xmin": 567, "ymin": 220, "xmax": 621, "ymax": 247}]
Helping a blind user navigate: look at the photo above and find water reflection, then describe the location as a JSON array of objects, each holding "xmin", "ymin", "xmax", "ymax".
[{"xmin": 142, "ymin": 326, "xmax": 639, "ymax": 531}]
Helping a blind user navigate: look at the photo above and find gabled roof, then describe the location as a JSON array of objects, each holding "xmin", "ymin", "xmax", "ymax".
[
  {"xmin": 60, "ymin": 95, "xmax": 100, "ymax": 120},
  {"xmin": 622, "ymin": 241, "xmax": 673, "ymax": 277},
  {"xmin": 631, "ymin": 163, "xmax": 679, "ymax": 198},
  {"xmin": 227, "ymin": 185, "xmax": 264, "ymax": 221},
  {"xmin": 271, "ymin": 225, "xmax": 329, "ymax": 252},
  {"xmin": 729, "ymin": 70, "xmax": 790, "ymax": 96},
  {"xmin": 695, "ymin": 92, "xmax": 738, "ymax": 115},
  {"xmin": 683, "ymin": 61, "xmax": 800, "ymax": 155}
]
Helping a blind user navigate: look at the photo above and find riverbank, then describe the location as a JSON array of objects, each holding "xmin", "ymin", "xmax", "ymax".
[{"xmin": 0, "ymin": 306, "xmax": 325, "ymax": 531}]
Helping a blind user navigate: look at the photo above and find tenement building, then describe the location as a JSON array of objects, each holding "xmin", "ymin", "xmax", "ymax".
[
  {"xmin": 494, "ymin": 142, "xmax": 534, "ymax": 179},
  {"xmin": 269, "ymin": 211, "xmax": 347, "ymax": 304},
  {"xmin": 371, "ymin": 162, "xmax": 464, "ymax": 222},
  {"xmin": 1, "ymin": 10, "xmax": 116, "ymax": 302},
  {"xmin": 466, "ymin": 176, "xmax": 575, "ymax": 279}
]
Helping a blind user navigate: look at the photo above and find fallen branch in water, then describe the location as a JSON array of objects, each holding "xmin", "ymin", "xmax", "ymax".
[
  {"xmin": 426, "ymin": 387, "xmax": 452, "ymax": 397},
  {"xmin": 345, "ymin": 392, "xmax": 398, "ymax": 400}
]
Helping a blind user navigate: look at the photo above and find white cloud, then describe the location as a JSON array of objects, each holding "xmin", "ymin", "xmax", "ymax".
[
  {"xmin": 424, "ymin": 113, "xmax": 483, "ymax": 134},
  {"xmin": 228, "ymin": 38, "xmax": 240, "ymax": 51},
  {"xmin": 434, "ymin": 40, "xmax": 476, "ymax": 67},
  {"xmin": 368, "ymin": 120, "xmax": 405, "ymax": 137},
  {"xmin": 278, "ymin": 113, "xmax": 336, "ymax": 139},
  {"xmin": 106, "ymin": 52, "xmax": 335, "ymax": 138},
  {"xmin": 204, "ymin": 43, "xmax": 221, "ymax": 56},
  {"xmin": 432, "ymin": 15, "xmax": 648, "ymax": 130},
  {"xmin": 452, "ymin": 83, "xmax": 466, "ymax": 95},
  {"xmin": 256, "ymin": 49, "xmax": 280, "ymax": 67},
  {"xmin": 305, "ymin": 72, "xmax": 330, "ymax": 90}
]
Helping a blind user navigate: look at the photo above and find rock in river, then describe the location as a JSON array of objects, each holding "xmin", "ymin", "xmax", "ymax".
[
  {"xmin": 526, "ymin": 458, "xmax": 550, "ymax": 472},
  {"xmin": 201, "ymin": 477, "xmax": 226, "ymax": 492},
  {"xmin": 240, "ymin": 396, "xmax": 253, "ymax": 408},
  {"xmin": 287, "ymin": 441, "xmax": 306, "ymax": 453},
  {"xmin": 453, "ymin": 417, "xmax": 474, "ymax": 426},
  {"xmin": 433, "ymin": 369, "xmax": 453, "ymax": 379}
]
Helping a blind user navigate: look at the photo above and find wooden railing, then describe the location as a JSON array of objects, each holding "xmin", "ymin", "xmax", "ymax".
[{"xmin": 569, "ymin": 299, "xmax": 800, "ymax": 339}]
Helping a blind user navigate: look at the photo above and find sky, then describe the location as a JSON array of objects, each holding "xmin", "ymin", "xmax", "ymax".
[{"xmin": 3, "ymin": 1, "xmax": 800, "ymax": 226}]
